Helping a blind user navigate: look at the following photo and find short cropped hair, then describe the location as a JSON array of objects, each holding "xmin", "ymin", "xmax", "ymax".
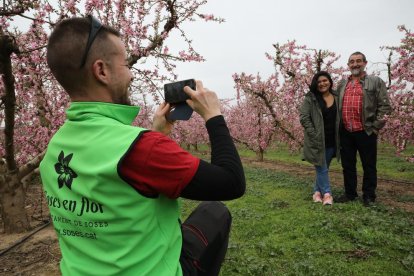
[
  {"xmin": 47, "ymin": 17, "xmax": 120, "ymax": 95},
  {"xmin": 348, "ymin": 51, "xmax": 367, "ymax": 63}
]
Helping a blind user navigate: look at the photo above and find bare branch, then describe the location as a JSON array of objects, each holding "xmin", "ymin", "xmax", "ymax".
[
  {"xmin": 128, "ymin": 0, "xmax": 178, "ymax": 66},
  {"xmin": 0, "ymin": 7, "xmax": 24, "ymax": 16},
  {"xmin": 18, "ymin": 45, "xmax": 47, "ymax": 55},
  {"xmin": 18, "ymin": 150, "xmax": 45, "ymax": 180},
  {"xmin": 233, "ymin": 137, "xmax": 256, "ymax": 153},
  {"xmin": 0, "ymin": 0, "xmax": 34, "ymax": 16}
]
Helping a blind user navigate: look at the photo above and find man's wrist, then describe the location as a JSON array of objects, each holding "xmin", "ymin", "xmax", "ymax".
[
  {"xmin": 206, "ymin": 115, "xmax": 224, "ymax": 125},
  {"xmin": 203, "ymin": 111, "xmax": 222, "ymax": 122},
  {"xmin": 205, "ymin": 115, "xmax": 230, "ymax": 141}
]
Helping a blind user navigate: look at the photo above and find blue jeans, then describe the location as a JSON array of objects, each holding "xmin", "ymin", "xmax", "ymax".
[{"xmin": 314, "ymin": 147, "xmax": 335, "ymax": 195}]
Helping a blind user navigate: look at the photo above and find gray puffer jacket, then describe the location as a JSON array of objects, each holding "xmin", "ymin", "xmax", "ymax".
[{"xmin": 299, "ymin": 91, "xmax": 340, "ymax": 166}]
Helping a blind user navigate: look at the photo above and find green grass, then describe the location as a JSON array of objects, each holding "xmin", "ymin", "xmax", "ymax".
[
  {"xmin": 237, "ymin": 143, "xmax": 414, "ymax": 183},
  {"xmin": 181, "ymin": 167, "xmax": 414, "ymax": 275},
  {"xmin": 190, "ymin": 142, "xmax": 414, "ymax": 182}
]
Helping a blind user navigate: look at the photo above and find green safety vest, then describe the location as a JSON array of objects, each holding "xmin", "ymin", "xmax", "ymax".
[{"xmin": 39, "ymin": 102, "xmax": 182, "ymax": 276}]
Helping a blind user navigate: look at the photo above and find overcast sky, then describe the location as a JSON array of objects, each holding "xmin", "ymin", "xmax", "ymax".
[
  {"xmin": 10, "ymin": 0, "xmax": 414, "ymax": 101},
  {"xmin": 169, "ymin": 0, "xmax": 414, "ymax": 100}
]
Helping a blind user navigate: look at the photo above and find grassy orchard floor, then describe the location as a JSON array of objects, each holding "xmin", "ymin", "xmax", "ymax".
[
  {"xmin": 1, "ymin": 144, "xmax": 413, "ymax": 275},
  {"xmin": 182, "ymin": 144, "xmax": 414, "ymax": 275},
  {"xmin": 238, "ymin": 143, "xmax": 414, "ymax": 182}
]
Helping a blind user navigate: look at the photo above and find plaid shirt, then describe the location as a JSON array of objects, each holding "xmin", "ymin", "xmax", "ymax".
[{"xmin": 342, "ymin": 76, "xmax": 364, "ymax": 132}]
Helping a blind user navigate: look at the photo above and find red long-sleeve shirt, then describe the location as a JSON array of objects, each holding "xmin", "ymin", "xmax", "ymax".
[
  {"xmin": 118, "ymin": 115, "xmax": 245, "ymax": 201},
  {"xmin": 342, "ymin": 77, "xmax": 364, "ymax": 132},
  {"xmin": 119, "ymin": 131, "xmax": 199, "ymax": 198}
]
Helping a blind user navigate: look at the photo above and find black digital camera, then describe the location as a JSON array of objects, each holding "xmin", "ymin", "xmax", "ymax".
[
  {"xmin": 163, "ymin": 79, "xmax": 195, "ymax": 121},
  {"xmin": 164, "ymin": 79, "xmax": 195, "ymax": 104}
]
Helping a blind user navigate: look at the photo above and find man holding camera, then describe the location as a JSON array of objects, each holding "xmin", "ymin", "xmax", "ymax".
[{"xmin": 40, "ymin": 16, "xmax": 245, "ymax": 276}]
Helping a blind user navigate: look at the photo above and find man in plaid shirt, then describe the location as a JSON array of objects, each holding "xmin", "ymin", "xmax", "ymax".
[{"xmin": 336, "ymin": 52, "xmax": 391, "ymax": 206}]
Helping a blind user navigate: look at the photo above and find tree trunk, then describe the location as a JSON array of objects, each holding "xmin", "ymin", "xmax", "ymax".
[
  {"xmin": 0, "ymin": 172, "xmax": 30, "ymax": 233},
  {"xmin": 0, "ymin": 31, "xmax": 31, "ymax": 233},
  {"xmin": 255, "ymin": 149, "xmax": 264, "ymax": 162}
]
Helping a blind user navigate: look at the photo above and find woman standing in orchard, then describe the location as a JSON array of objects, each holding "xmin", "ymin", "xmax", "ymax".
[{"xmin": 300, "ymin": 71, "xmax": 340, "ymax": 205}]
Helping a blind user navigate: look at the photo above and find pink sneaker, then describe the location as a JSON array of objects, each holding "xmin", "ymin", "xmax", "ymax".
[
  {"xmin": 323, "ymin": 193, "xmax": 333, "ymax": 205},
  {"xmin": 312, "ymin": 192, "xmax": 322, "ymax": 203}
]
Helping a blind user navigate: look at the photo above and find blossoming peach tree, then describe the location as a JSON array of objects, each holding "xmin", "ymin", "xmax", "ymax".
[
  {"xmin": 225, "ymin": 92, "xmax": 275, "ymax": 161},
  {"xmin": 0, "ymin": 0, "xmax": 221, "ymax": 233},
  {"xmin": 381, "ymin": 25, "xmax": 414, "ymax": 162}
]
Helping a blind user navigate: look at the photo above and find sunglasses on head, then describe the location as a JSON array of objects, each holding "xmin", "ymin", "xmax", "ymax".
[{"xmin": 79, "ymin": 15, "xmax": 102, "ymax": 68}]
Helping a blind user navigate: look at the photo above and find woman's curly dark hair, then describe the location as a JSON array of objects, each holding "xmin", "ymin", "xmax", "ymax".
[{"xmin": 309, "ymin": 71, "xmax": 333, "ymax": 111}]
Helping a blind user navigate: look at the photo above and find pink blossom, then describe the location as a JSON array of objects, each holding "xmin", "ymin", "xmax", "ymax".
[{"xmin": 1, "ymin": 0, "xmax": 221, "ymax": 168}]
